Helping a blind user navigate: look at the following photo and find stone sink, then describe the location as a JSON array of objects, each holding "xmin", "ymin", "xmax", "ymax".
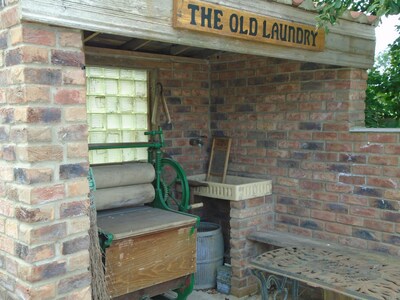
[{"xmin": 187, "ymin": 174, "xmax": 272, "ymax": 201}]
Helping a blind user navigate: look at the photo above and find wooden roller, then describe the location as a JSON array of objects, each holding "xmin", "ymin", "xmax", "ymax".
[
  {"xmin": 92, "ymin": 162, "xmax": 155, "ymax": 189},
  {"xmin": 94, "ymin": 184, "xmax": 155, "ymax": 211}
]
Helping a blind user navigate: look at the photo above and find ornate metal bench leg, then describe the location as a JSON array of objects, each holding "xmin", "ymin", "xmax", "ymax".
[
  {"xmin": 251, "ymin": 269, "xmax": 288, "ymax": 300},
  {"xmin": 251, "ymin": 269, "xmax": 270, "ymax": 300},
  {"xmin": 291, "ymin": 279, "xmax": 299, "ymax": 300},
  {"xmin": 272, "ymin": 276, "xmax": 288, "ymax": 300}
]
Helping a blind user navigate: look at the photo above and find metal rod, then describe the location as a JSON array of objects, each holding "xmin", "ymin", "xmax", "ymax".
[{"xmin": 88, "ymin": 142, "xmax": 161, "ymax": 150}]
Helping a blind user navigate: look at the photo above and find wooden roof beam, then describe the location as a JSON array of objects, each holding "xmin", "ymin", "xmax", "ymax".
[
  {"xmin": 83, "ymin": 32, "xmax": 101, "ymax": 43},
  {"xmin": 170, "ymin": 45, "xmax": 192, "ymax": 56},
  {"xmin": 120, "ymin": 39, "xmax": 152, "ymax": 51}
]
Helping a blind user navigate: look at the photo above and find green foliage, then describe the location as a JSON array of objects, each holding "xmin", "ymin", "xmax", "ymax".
[
  {"xmin": 315, "ymin": 0, "xmax": 400, "ymax": 29},
  {"xmin": 365, "ymin": 27, "xmax": 400, "ymax": 127}
]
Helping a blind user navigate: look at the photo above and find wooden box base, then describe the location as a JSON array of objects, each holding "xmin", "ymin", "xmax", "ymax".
[{"xmin": 97, "ymin": 206, "xmax": 197, "ymax": 298}]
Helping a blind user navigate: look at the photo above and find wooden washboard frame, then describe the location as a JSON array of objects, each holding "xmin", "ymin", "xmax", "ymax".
[{"xmin": 206, "ymin": 137, "xmax": 232, "ymax": 183}]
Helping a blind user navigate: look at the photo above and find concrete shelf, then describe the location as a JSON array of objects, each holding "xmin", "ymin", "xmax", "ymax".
[{"xmin": 188, "ymin": 174, "xmax": 272, "ymax": 201}]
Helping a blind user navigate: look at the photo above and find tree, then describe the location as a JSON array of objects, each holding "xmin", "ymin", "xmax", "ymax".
[
  {"xmin": 314, "ymin": 0, "xmax": 400, "ymax": 28},
  {"xmin": 365, "ymin": 26, "xmax": 400, "ymax": 127}
]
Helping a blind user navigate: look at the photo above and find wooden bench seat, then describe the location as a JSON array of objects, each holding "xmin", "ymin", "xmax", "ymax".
[{"xmin": 248, "ymin": 230, "xmax": 400, "ymax": 300}]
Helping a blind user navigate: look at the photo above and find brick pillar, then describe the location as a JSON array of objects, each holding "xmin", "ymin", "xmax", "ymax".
[
  {"xmin": 229, "ymin": 195, "xmax": 274, "ymax": 298},
  {"xmin": 337, "ymin": 68, "xmax": 368, "ymax": 128},
  {"xmin": 1, "ymin": 3, "xmax": 91, "ymax": 299}
]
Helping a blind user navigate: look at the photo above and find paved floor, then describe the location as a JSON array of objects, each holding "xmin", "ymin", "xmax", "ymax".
[
  {"xmin": 154, "ymin": 288, "xmax": 260, "ymax": 300},
  {"xmin": 188, "ymin": 290, "xmax": 260, "ymax": 300}
]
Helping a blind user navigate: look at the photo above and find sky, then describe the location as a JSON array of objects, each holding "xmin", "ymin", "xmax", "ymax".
[{"xmin": 375, "ymin": 15, "xmax": 399, "ymax": 56}]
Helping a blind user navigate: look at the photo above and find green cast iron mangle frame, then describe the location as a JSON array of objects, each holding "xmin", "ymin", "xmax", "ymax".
[{"xmin": 88, "ymin": 127, "xmax": 193, "ymax": 213}]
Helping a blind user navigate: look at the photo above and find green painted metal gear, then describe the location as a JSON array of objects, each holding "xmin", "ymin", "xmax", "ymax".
[{"xmin": 155, "ymin": 158, "xmax": 190, "ymax": 213}]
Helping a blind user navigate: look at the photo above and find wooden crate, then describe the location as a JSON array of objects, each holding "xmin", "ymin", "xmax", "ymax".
[{"xmin": 97, "ymin": 206, "xmax": 197, "ymax": 298}]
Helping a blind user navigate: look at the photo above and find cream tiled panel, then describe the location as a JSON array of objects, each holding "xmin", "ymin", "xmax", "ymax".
[
  {"xmin": 134, "ymin": 97, "xmax": 148, "ymax": 113},
  {"xmin": 119, "ymin": 97, "xmax": 134, "ymax": 112},
  {"xmin": 86, "ymin": 67, "xmax": 149, "ymax": 164}
]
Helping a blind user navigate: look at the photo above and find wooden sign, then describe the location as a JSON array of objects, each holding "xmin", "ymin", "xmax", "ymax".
[{"xmin": 173, "ymin": 0, "xmax": 325, "ymax": 51}]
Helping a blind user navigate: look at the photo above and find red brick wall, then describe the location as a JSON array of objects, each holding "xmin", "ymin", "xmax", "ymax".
[
  {"xmin": 209, "ymin": 53, "xmax": 400, "ymax": 256},
  {"xmin": 1, "ymin": 11, "xmax": 396, "ymax": 297},
  {"xmin": 229, "ymin": 196, "xmax": 274, "ymax": 297},
  {"xmin": 157, "ymin": 60, "xmax": 210, "ymax": 175},
  {"xmin": 0, "ymin": 4, "xmax": 91, "ymax": 297}
]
